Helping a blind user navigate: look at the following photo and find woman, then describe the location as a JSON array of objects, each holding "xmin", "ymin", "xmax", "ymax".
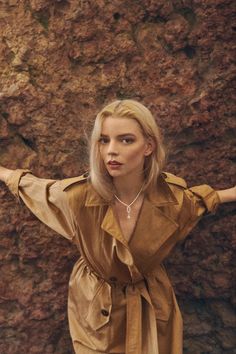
[{"xmin": 0, "ymin": 99, "xmax": 235, "ymax": 354}]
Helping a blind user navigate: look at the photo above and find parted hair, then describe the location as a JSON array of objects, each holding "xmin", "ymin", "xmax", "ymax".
[{"xmin": 89, "ymin": 99, "xmax": 166, "ymax": 201}]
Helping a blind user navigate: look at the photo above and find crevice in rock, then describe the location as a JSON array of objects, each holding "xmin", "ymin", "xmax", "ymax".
[
  {"xmin": 113, "ymin": 12, "xmax": 121, "ymax": 21},
  {"xmin": 142, "ymin": 11, "xmax": 167, "ymax": 24},
  {"xmin": 32, "ymin": 9, "xmax": 50, "ymax": 31},
  {"xmin": 176, "ymin": 7, "xmax": 196, "ymax": 26},
  {"xmin": 18, "ymin": 135, "xmax": 37, "ymax": 152},
  {"xmin": 183, "ymin": 45, "xmax": 197, "ymax": 59},
  {"xmin": 153, "ymin": 15, "xmax": 167, "ymax": 24},
  {"xmin": 1, "ymin": 112, "xmax": 9, "ymax": 119}
]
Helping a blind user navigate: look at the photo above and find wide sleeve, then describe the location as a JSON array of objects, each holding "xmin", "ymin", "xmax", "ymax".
[
  {"xmin": 5, "ymin": 169, "xmax": 77, "ymax": 241},
  {"xmin": 176, "ymin": 184, "xmax": 221, "ymax": 242}
]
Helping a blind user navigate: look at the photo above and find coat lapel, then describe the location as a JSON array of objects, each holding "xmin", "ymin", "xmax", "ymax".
[
  {"xmin": 84, "ymin": 174, "xmax": 180, "ymax": 265},
  {"xmin": 85, "ymin": 184, "xmax": 128, "ymax": 246},
  {"xmin": 129, "ymin": 175, "xmax": 179, "ymax": 266},
  {"xmin": 129, "ymin": 198, "xmax": 178, "ymax": 264},
  {"xmin": 101, "ymin": 205, "xmax": 128, "ymax": 246}
]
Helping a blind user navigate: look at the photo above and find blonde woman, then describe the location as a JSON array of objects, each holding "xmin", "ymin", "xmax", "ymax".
[{"xmin": 0, "ymin": 100, "xmax": 235, "ymax": 354}]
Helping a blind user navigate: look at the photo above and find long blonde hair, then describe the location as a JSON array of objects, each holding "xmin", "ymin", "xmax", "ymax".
[{"xmin": 89, "ymin": 99, "xmax": 165, "ymax": 201}]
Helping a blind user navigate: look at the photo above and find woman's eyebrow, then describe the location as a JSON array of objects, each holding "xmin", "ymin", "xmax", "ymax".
[
  {"xmin": 100, "ymin": 133, "xmax": 136, "ymax": 137},
  {"xmin": 117, "ymin": 133, "xmax": 136, "ymax": 137}
]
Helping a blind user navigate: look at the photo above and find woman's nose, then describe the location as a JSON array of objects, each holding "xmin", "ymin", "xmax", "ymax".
[{"xmin": 107, "ymin": 140, "xmax": 118, "ymax": 155}]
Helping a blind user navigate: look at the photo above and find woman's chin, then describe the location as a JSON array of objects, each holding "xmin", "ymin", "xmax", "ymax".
[{"xmin": 107, "ymin": 170, "xmax": 123, "ymax": 178}]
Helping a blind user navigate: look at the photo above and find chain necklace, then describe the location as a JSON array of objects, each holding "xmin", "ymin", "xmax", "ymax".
[{"xmin": 114, "ymin": 183, "xmax": 144, "ymax": 219}]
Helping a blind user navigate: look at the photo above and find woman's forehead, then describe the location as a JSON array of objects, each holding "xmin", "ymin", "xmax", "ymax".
[{"xmin": 101, "ymin": 116, "xmax": 142, "ymax": 134}]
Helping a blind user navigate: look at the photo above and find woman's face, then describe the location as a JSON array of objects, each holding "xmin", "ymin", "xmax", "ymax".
[{"xmin": 99, "ymin": 116, "xmax": 153, "ymax": 180}]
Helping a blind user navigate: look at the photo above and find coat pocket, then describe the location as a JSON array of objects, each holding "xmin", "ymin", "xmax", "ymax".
[
  {"xmin": 69, "ymin": 259, "xmax": 112, "ymax": 332},
  {"xmin": 85, "ymin": 279, "xmax": 112, "ymax": 331}
]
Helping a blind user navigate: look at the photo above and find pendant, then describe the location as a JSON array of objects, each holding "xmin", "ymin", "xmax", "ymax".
[{"xmin": 127, "ymin": 206, "xmax": 131, "ymax": 219}]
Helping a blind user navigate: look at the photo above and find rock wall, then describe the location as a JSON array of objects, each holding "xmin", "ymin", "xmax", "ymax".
[{"xmin": 0, "ymin": 1, "xmax": 235, "ymax": 353}]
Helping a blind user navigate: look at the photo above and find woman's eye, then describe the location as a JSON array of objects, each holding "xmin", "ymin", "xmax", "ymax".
[
  {"xmin": 121, "ymin": 138, "xmax": 134, "ymax": 144},
  {"xmin": 98, "ymin": 137, "xmax": 109, "ymax": 144}
]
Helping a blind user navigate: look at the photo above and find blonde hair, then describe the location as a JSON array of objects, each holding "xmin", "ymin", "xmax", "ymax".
[{"xmin": 89, "ymin": 99, "xmax": 165, "ymax": 201}]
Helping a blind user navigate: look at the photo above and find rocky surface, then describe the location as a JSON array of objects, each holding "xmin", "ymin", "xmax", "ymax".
[{"xmin": 0, "ymin": 0, "xmax": 235, "ymax": 353}]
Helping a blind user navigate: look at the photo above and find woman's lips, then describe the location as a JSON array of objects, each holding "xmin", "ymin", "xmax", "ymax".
[
  {"xmin": 107, "ymin": 161, "xmax": 123, "ymax": 169},
  {"xmin": 107, "ymin": 160, "xmax": 122, "ymax": 165}
]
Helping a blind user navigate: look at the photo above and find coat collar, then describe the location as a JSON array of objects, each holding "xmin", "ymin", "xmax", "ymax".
[
  {"xmin": 85, "ymin": 173, "xmax": 178, "ymax": 207},
  {"xmin": 85, "ymin": 174, "xmax": 180, "ymax": 268},
  {"xmin": 146, "ymin": 173, "xmax": 178, "ymax": 206}
]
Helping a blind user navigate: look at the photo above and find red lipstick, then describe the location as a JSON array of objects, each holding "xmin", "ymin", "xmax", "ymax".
[
  {"xmin": 107, "ymin": 160, "xmax": 123, "ymax": 170},
  {"xmin": 108, "ymin": 160, "xmax": 122, "ymax": 165}
]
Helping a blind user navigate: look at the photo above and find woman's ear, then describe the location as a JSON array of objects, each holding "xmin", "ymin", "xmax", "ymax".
[{"xmin": 144, "ymin": 137, "xmax": 155, "ymax": 156}]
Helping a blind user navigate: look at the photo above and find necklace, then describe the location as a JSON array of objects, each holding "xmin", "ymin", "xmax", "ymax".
[{"xmin": 114, "ymin": 183, "xmax": 144, "ymax": 219}]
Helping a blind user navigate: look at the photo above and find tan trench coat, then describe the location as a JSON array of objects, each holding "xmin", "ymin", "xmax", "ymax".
[{"xmin": 6, "ymin": 169, "xmax": 220, "ymax": 354}]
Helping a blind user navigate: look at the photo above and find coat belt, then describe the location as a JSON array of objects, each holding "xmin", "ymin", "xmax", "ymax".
[
  {"xmin": 124, "ymin": 281, "xmax": 159, "ymax": 354},
  {"xmin": 83, "ymin": 260, "xmax": 159, "ymax": 354}
]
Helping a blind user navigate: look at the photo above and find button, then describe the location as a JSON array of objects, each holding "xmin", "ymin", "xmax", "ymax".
[
  {"xmin": 109, "ymin": 276, "xmax": 118, "ymax": 282},
  {"xmin": 101, "ymin": 309, "xmax": 109, "ymax": 317}
]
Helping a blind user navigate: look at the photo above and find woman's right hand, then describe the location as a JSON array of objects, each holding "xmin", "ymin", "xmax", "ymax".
[{"xmin": 0, "ymin": 165, "xmax": 14, "ymax": 183}]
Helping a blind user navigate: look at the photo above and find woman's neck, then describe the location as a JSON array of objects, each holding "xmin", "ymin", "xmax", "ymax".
[{"xmin": 113, "ymin": 176, "xmax": 145, "ymax": 204}]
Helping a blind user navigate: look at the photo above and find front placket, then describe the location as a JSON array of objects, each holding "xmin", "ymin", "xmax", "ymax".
[{"xmin": 101, "ymin": 205, "xmax": 159, "ymax": 354}]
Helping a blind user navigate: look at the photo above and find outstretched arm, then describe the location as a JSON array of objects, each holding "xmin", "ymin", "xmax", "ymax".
[
  {"xmin": 216, "ymin": 186, "xmax": 236, "ymax": 204},
  {"xmin": 169, "ymin": 178, "xmax": 235, "ymax": 244},
  {"xmin": 0, "ymin": 165, "xmax": 77, "ymax": 240}
]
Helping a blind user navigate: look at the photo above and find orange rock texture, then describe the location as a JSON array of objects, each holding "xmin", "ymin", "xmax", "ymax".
[{"xmin": 0, "ymin": 1, "xmax": 235, "ymax": 353}]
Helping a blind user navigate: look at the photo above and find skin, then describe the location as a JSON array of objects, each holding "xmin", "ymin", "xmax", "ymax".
[{"xmin": 99, "ymin": 116, "xmax": 154, "ymax": 203}]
